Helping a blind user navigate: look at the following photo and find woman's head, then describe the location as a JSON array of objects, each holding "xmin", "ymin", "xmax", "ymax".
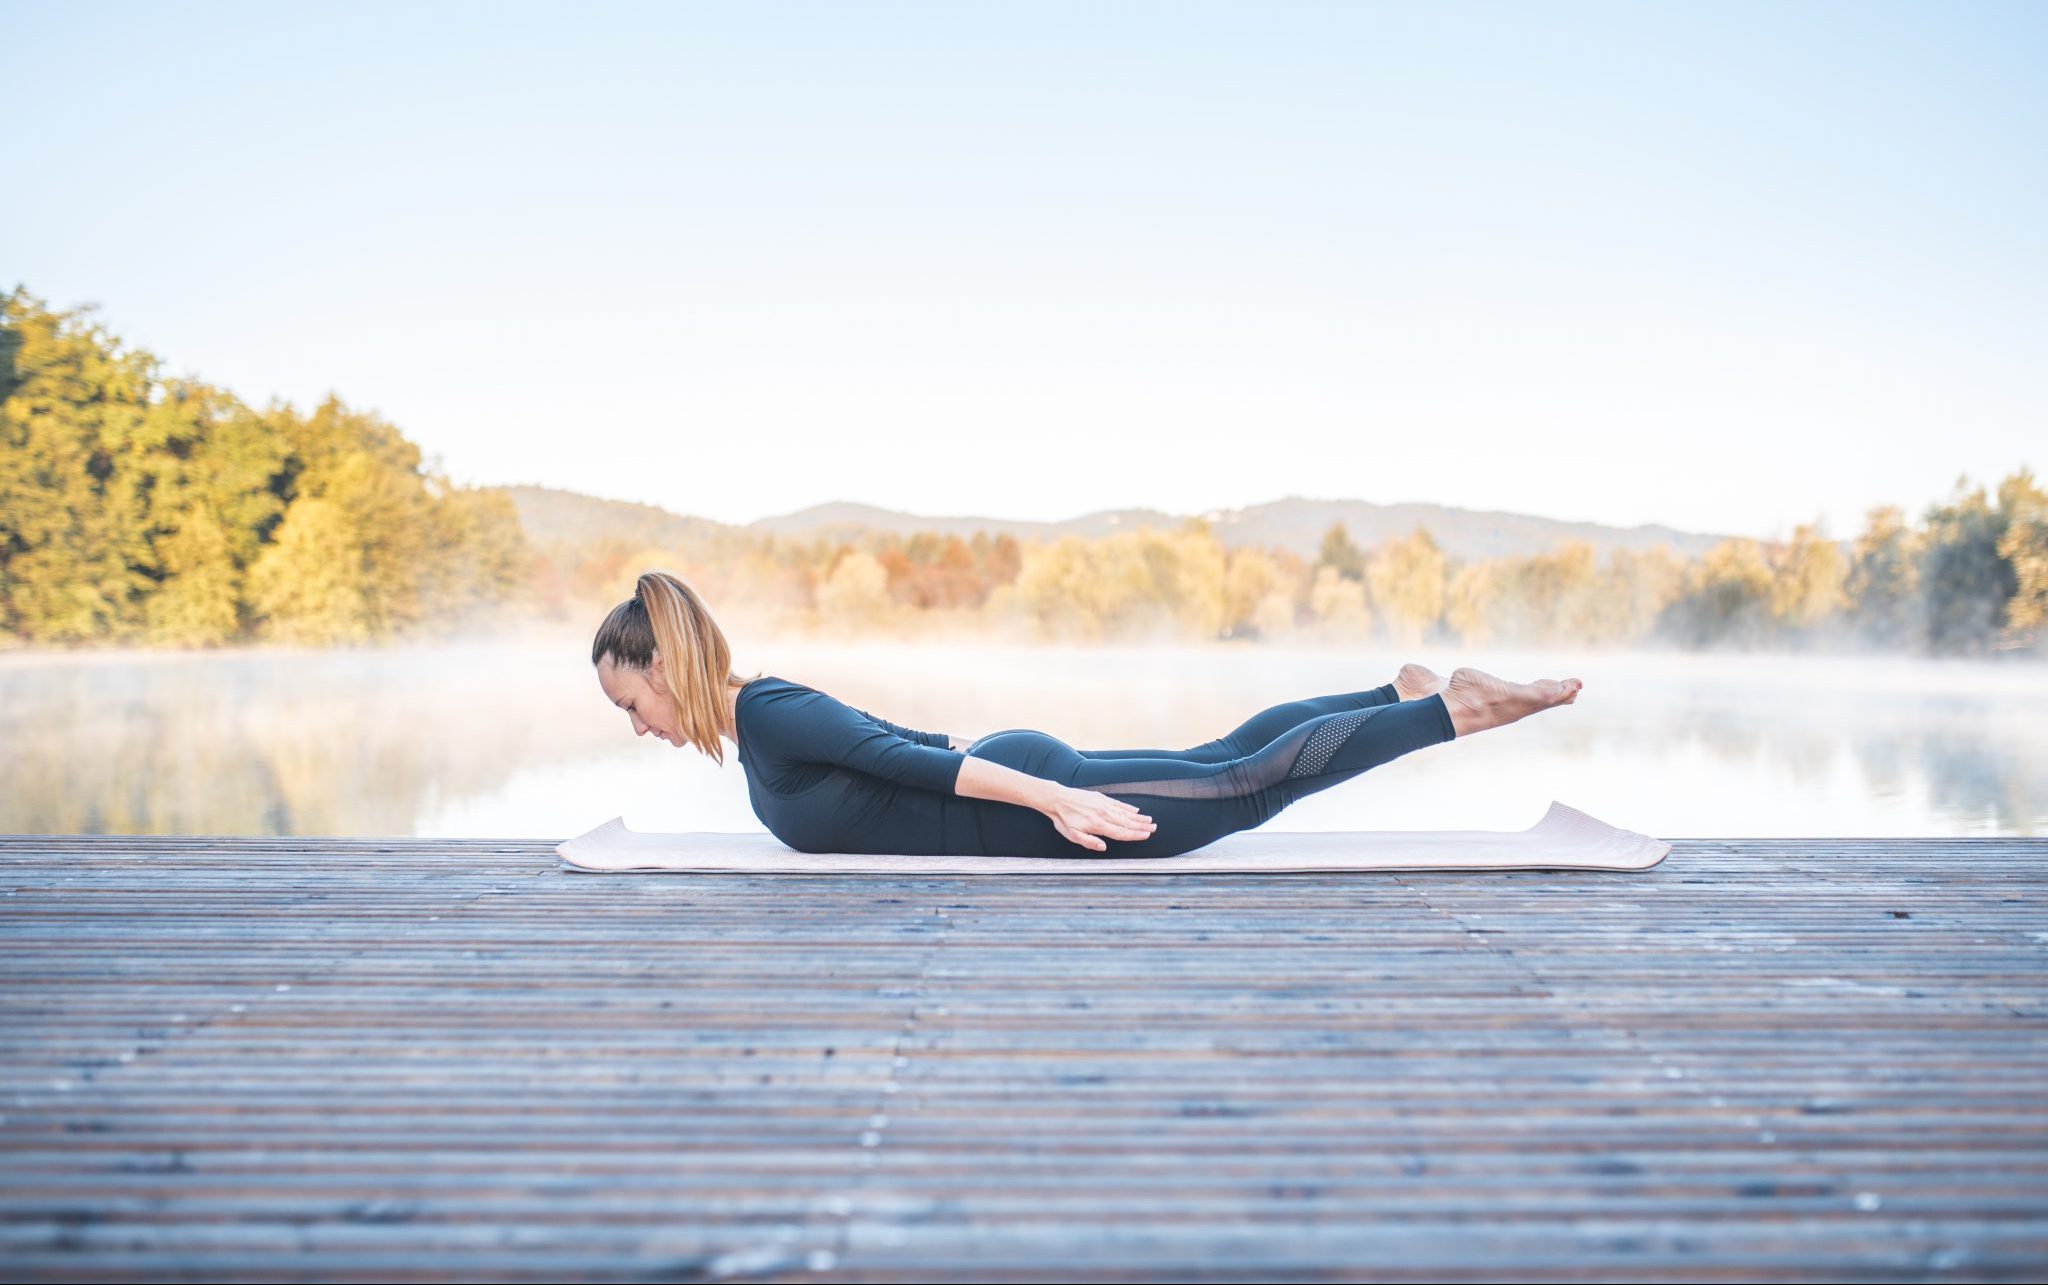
[{"xmin": 591, "ymin": 569, "xmax": 757, "ymax": 763}]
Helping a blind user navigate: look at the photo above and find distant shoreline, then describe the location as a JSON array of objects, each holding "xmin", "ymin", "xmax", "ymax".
[{"xmin": 2, "ymin": 638, "xmax": 2042, "ymax": 697}]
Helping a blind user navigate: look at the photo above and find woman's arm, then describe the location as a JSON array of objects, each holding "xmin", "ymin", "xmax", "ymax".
[
  {"xmin": 755, "ymin": 687, "xmax": 1151, "ymax": 849},
  {"xmin": 954, "ymin": 754, "xmax": 1060, "ymax": 810},
  {"xmin": 954, "ymin": 757, "xmax": 1157, "ymax": 851},
  {"xmin": 854, "ymin": 703, "xmax": 973, "ymax": 753}
]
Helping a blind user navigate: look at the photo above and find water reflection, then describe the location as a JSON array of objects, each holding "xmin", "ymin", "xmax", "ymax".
[
  {"xmin": 0, "ymin": 640, "xmax": 620, "ymax": 836},
  {"xmin": 1, "ymin": 638, "xmax": 2041, "ymax": 838}
]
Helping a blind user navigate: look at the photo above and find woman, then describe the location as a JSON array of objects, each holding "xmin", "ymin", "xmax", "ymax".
[{"xmin": 593, "ymin": 569, "xmax": 1582, "ymax": 859}]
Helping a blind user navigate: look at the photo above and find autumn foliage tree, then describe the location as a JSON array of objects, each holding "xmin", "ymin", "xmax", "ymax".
[{"xmin": 1, "ymin": 287, "xmax": 531, "ymax": 648}]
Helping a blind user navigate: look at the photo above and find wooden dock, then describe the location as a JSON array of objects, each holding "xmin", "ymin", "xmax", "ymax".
[{"xmin": 2, "ymin": 834, "xmax": 2045, "ymax": 1282}]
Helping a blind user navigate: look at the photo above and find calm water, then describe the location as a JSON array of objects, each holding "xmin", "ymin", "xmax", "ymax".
[{"xmin": 2, "ymin": 636, "xmax": 2042, "ymax": 840}]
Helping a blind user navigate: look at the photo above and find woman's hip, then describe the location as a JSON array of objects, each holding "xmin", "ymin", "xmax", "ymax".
[{"xmin": 963, "ymin": 728, "xmax": 1085, "ymax": 784}]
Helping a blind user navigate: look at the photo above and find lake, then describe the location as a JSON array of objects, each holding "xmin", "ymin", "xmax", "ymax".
[{"xmin": 2, "ymin": 635, "xmax": 2041, "ymax": 840}]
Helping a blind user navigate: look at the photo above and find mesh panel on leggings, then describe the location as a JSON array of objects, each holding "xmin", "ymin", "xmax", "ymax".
[
  {"xmin": 1080, "ymin": 710, "xmax": 1383, "ymax": 799},
  {"xmin": 1288, "ymin": 708, "xmax": 1377, "ymax": 779}
]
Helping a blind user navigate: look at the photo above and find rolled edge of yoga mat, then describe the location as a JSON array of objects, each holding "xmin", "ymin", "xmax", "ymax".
[{"xmin": 552, "ymin": 800, "xmax": 1673, "ymax": 874}]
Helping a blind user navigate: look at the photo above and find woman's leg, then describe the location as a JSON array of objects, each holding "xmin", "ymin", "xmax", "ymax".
[
  {"xmin": 963, "ymin": 668, "xmax": 1576, "ymax": 858},
  {"xmin": 1040, "ymin": 693, "xmax": 1461, "ymax": 857},
  {"xmin": 1069, "ymin": 681, "xmax": 1404, "ymax": 763}
]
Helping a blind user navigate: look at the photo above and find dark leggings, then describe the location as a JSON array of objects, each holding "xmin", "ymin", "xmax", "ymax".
[{"xmin": 964, "ymin": 681, "xmax": 1459, "ymax": 858}]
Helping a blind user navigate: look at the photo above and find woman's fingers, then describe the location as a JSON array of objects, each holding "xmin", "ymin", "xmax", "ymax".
[
  {"xmin": 1101, "ymin": 796, "xmax": 1151, "ymax": 823},
  {"xmin": 1118, "ymin": 805, "xmax": 1155, "ymax": 831},
  {"xmin": 1096, "ymin": 805, "xmax": 1155, "ymax": 841},
  {"xmin": 1051, "ymin": 788, "xmax": 1156, "ymax": 850},
  {"xmin": 1056, "ymin": 818, "xmax": 1105, "ymax": 851},
  {"xmin": 1082, "ymin": 788, "xmax": 1148, "ymax": 820},
  {"xmin": 1070, "ymin": 820, "xmax": 1111, "ymax": 851}
]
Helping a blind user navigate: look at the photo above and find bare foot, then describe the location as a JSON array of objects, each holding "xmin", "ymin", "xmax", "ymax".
[
  {"xmin": 1440, "ymin": 667, "xmax": 1583, "ymax": 737},
  {"xmin": 1394, "ymin": 662, "xmax": 1446, "ymax": 702}
]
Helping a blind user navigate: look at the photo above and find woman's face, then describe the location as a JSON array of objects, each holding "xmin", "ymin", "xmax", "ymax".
[{"xmin": 595, "ymin": 653, "xmax": 680, "ymax": 746}]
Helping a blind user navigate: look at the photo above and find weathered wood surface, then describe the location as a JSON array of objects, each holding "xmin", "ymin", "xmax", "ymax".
[{"xmin": 1, "ymin": 833, "xmax": 2044, "ymax": 1283}]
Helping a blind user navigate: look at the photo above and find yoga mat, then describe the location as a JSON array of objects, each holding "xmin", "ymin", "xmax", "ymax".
[{"xmin": 554, "ymin": 800, "xmax": 1670, "ymax": 874}]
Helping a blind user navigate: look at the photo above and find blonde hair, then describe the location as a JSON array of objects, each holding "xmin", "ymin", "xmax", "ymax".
[{"xmin": 590, "ymin": 569, "xmax": 761, "ymax": 764}]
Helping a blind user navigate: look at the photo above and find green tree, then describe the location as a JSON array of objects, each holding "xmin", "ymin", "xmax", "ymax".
[
  {"xmin": 1315, "ymin": 522, "xmax": 1367, "ymax": 583},
  {"xmin": 1920, "ymin": 475, "xmax": 2016, "ymax": 657},
  {"xmin": 0, "ymin": 289, "xmax": 158, "ymax": 641},
  {"xmin": 134, "ymin": 380, "xmax": 287, "ymax": 644},
  {"xmin": 143, "ymin": 515, "xmax": 243, "ymax": 645},
  {"xmin": 418, "ymin": 480, "xmax": 536, "ymax": 632},
  {"xmin": 2, "ymin": 288, "xmax": 536, "ymax": 648},
  {"xmin": 247, "ymin": 495, "xmax": 372, "ymax": 645}
]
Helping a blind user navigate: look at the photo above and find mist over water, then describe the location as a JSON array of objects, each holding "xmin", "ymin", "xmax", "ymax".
[{"xmin": 3, "ymin": 638, "xmax": 2041, "ymax": 840}]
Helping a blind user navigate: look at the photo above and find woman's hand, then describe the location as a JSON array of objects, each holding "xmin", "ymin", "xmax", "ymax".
[{"xmin": 1042, "ymin": 785, "xmax": 1156, "ymax": 852}]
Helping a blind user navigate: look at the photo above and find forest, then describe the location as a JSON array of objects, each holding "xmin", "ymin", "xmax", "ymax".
[{"xmin": 4, "ymin": 285, "xmax": 2042, "ymax": 657}]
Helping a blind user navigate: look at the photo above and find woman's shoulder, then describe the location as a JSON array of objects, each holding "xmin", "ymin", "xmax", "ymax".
[
  {"xmin": 738, "ymin": 675, "xmax": 867, "ymax": 737},
  {"xmin": 740, "ymin": 674, "xmax": 809, "ymax": 703},
  {"xmin": 735, "ymin": 675, "xmax": 815, "ymax": 730},
  {"xmin": 735, "ymin": 676, "xmax": 846, "ymax": 768}
]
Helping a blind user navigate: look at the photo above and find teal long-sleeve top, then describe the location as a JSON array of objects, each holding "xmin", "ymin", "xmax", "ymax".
[{"xmin": 735, "ymin": 675, "xmax": 996, "ymax": 854}]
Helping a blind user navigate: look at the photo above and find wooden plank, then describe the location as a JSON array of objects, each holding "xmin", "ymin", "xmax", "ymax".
[{"xmin": 1, "ymin": 834, "xmax": 2045, "ymax": 1281}]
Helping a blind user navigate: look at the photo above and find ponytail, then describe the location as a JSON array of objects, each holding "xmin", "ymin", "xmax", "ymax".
[{"xmin": 590, "ymin": 569, "xmax": 759, "ymax": 764}]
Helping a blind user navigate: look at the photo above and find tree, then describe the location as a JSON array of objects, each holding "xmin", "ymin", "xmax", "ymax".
[
  {"xmin": 816, "ymin": 548, "xmax": 893, "ymax": 634},
  {"xmin": 1444, "ymin": 560, "xmax": 1504, "ymax": 645},
  {"xmin": 1664, "ymin": 538, "xmax": 1776, "ymax": 649},
  {"xmin": 134, "ymin": 380, "xmax": 286, "ymax": 645},
  {"xmin": 1993, "ymin": 469, "xmax": 2048, "ymax": 653},
  {"xmin": 1222, "ymin": 547, "xmax": 1294, "ymax": 640},
  {"xmin": 1, "ymin": 288, "xmax": 539, "ymax": 648},
  {"xmin": 1365, "ymin": 526, "xmax": 1447, "ymax": 646},
  {"xmin": 246, "ymin": 496, "xmax": 372, "ymax": 645},
  {"xmin": 144, "ymin": 515, "xmax": 243, "ymax": 645},
  {"xmin": 1308, "ymin": 564, "xmax": 1371, "ymax": 639},
  {"xmin": 1315, "ymin": 522, "xmax": 1367, "ymax": 583},
  {"xmin": 1920, "ymin": 475, "xmax": 2016, "ymax": 657},
  {"xmin": 0, "ymin": 289, "xmax": 158, "ymax": 642},
  {"xmin": 1767, "ymin": 521, "xmax": 1852, "ymax": 638},
  {"xmin": 1846, "ymin": 504, "xmax": 1923, "ymax": 651}
]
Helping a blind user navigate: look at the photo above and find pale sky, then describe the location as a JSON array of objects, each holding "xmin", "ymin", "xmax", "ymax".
[{"xmin": 3, "ymin": 0, "xmax": 2042, "ymax": 541}]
